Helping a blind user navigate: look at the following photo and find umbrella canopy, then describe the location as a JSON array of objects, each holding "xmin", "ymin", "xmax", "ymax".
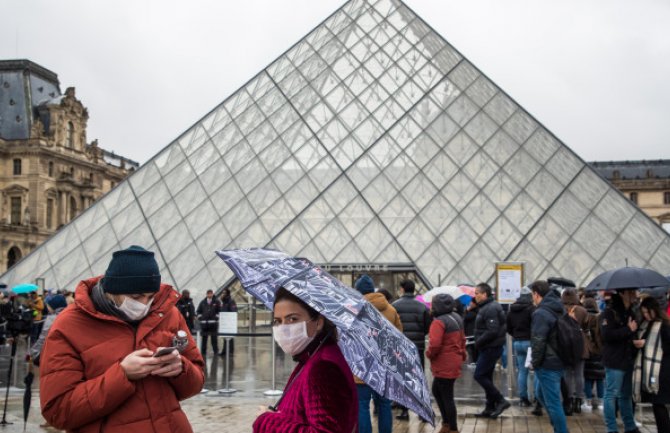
[
  {"xmin": 422, "ymin": 285, "xmax": 473, "ymax": 304},
  {"xmin": 586, "ymin": 267, "xmax": 670, "ymax": 292},
  {"xmin": 12, "ymin": 284, "xmax": 38, "ymax": 294},
  {"xmin": 217, "ymin": 248, "xmax": 434, "ymax": 425}
]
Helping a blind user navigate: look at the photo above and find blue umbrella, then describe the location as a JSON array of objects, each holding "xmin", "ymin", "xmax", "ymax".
[
  {"xmin": 11, "ymin": 284, "xmax": 39, "ymax": 295},
  {"xmin": 217, "ymin": 248, "xmax": 435, "ymax": 425},
  {"xmin": 585, "ymin": 267, "xmax": 670, "ymax": 291}
]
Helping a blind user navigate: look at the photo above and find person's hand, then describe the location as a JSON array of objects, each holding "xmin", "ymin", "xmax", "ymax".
[
  {"xmin": 633, "ymin": 339, "xmax": 646, "ymax": 349},
  {"xmin": 628, "ymin": 317, "xmax": 638, "ymax": 332},
  {"xmin": 120, "ymin": 349, "xmax": 162, "ymax": 381},
  {"xmin": 150, "ymin": 349, "xmax": 183, "ymax": 378}
]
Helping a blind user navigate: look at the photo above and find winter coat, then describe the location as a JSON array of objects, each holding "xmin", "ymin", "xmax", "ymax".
[
  {"xmin": 393, "ymin": 294, "xmax": 430, "ymax": 350},
  {"xmin": 562, "ymin": 290, "xmax": 590, "ymax": 359},
  {"xmin": 30, "ymin": 307, "xmax": 66, "ymax": 365},
  {"xmin": 640, "ymin": 321, "xmax": 670, "ymax": 404},
  {"xmin": 220, "ymin": 296, "xmax": 238, "ymax": 313},
  {"xmin": 531, "ymin": 290, "xmax": 564, "ymax": 370},
  {"xmin": 196, "ymin": 297, "xmax": 221, "ymax": 331},
  {"xmin": 355, "ymin": 292, "xmax": 402, "ymax": 384},
  {"xmin": 506, "ymin": 294, "xmax": 534, "ymax": 341},
  {"xmin": 426, "ymin": 295, "xmax": 466, "ymax": 379},
  {"xmin": 253, "ymin": 339, "xmax": 357, "ymax": 433},
  {"xmin": 582, "ymin": 298, "xmax": 605, "ymax": 380},
  {"xmin": 473, "ymin": 297, "xmax": 506, "ymax": 350},
  {"xmin": 40, "ymin": 277, "xmax": 205, "ymax": 433},
  {"xmin": 28, "ymin": 295, "xmax": 45, "ymax": 321},
  {"xmin": 599, "ymin": 299, "xmax": 636, "ymax": 371},
  {"xmin": 176, "ymin": 297, "xmax": 196, "ymax": 331}
]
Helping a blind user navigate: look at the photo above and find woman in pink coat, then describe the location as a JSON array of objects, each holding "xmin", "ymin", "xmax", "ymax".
[{"xmin": 253, "ymin": 287, "xmax": 357, "ymax": 433}]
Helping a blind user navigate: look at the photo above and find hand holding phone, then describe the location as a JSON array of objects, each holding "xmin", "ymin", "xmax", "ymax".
[{"xmin": 153, "ymin": 346, "xmax": 177, "ymax": 358}]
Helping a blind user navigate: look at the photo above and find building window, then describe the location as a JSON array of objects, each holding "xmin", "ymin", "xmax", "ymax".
[
  {"xmin": 13, "ymin": 159, "xmax": 21, "ymax": 175},
  {"xmin": 46, "ymin": 198, "xmax": 54, "ymax": 229},
  {"xmin": 48, "ymin": 161, "xmax": 54, "ymax": 177},
  {"xmin": 70, "ymin": 167, "xmax": 74, "ymax": 178},
  {"xmin": 665, "ymin": 191, "xmax": 670, "ymax": 205},
  {"xmin": 69, "ymin": 196, "xmax": 77, "ymax": 221},
  {"xmin": 10, "ymin": 197, "xmax": 21, "ymax": 225},
  {"xmin": 89, "ymin": 172, "xmax": 94, "ymax": 183},
  {"xmin": 7, "ymin": 246, "xmax": 22, "ymax": 270},
  {"xmin": 66, "ymin": 122, "xmax": 74, "ymax": 148},
  {"xmin": 630, "ymin": 192, "xmax": 638, "ymax": 205},
  {"xmin": 613, "ymin": 170, "xmax": 620, "ymax": 179}
]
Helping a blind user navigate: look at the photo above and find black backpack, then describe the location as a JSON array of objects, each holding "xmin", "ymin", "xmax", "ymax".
[{"xmin": 549, "ymin": 309, "xmax": 584, "ymax": 367}]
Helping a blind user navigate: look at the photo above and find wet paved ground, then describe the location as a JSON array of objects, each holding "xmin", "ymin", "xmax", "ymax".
[{"xmin": 0, "ymin": 333, "xmax": 659, "ymax": 432}]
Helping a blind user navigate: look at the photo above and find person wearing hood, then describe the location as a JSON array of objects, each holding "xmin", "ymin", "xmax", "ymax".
[
  {"xmin": 39, "ymin": 246, "xmax": 205, "ymax": 433},
  {"xmin": 354, "ymin": 274, "xmax": 402, "ymax": 433},
  {"xmin": 561, "ymin": 287, "xmax": 589, "ymax": 414},
  {"xmin": 582, "ymin": 297, "xmax": 605, "ymax": 410},
  {"xmin": 426, "ymin": 294, "xmax": 466, "ymax": 433},
  {"xmin": 530, "ymin": 280, "xmax": 568, "ymax": 433},
  {"xmin": 506, "ymin": 287, "xmax": 535, "ymax": 407}
]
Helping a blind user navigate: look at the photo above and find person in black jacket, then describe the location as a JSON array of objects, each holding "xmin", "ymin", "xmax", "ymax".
[
  {"xmin": 219, "ymin": 288, "xmax": 238, "ymax": 356},
  {"xmin": 506, "ymin": 286, "xmax": 534, "ymax": 406},
  {"xmin": 472, "ymin": 283, "xmax": 510, "ymax": 419},
  {"xmin": 531, "ymin": 281, "xmax": 568, "ymax": 433},
  {"xmin": 392, "ymin": 279, "xmax": 430, "ymax": 420},
  {"xmin": 176, "ymin": 289, "xmax": 196, "ymax": 333},
  {"xmin": 600, "ymin": 290, "xmax": 639, "ymax": 433},
  {"xmin": 197, "ymin": 289, "xmax": 221, "ymax": 357}
]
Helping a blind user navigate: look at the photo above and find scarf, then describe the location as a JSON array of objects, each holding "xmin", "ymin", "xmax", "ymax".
[
  {"xmin": 633, "ymin": 320, "xmax": 663, "ymax": 402},
  {"xmin": 91, "ymin": 282, "xmax": 133, "ymax": 323}
]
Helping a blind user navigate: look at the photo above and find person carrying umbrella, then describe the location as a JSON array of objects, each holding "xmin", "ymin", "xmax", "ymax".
[
  {"xmin": 353, "ymin": 275, "xmax": 402, "ymax": 433},
  {"xmin": 39, "ymin": 245, "xmax": 205, "ymax": 432},
  {"xmin": 254, "ymin": 287, "xmax": 357, "ymax": 433}
]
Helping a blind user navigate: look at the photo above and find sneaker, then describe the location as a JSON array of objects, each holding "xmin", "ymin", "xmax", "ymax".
[
  {"xmin": 531, "ymin": 402, "xmax": 543, "ymax": 417},
  {"xmin": 489, "ymin": 399, "xmax": 511, "ymax": 419},
  {"xmin": 591, "ymin": 398, "xmax": 599, "ymax": 410},
  {"xmin": 519, "ymin": 398, "xmax": 532, "ymax": 407}
]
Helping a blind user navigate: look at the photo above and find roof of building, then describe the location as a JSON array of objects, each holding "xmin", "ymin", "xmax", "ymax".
[
  {"xmin": 590, "ymin": 160, "xmax": 670, "ymax": 180},
  {"xmin": 0, "ymin": 59, "xmax": 59, "ymax": 84}
]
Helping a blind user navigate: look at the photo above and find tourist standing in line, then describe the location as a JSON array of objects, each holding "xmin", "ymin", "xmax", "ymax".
[
  {"xmin": 392, "ymin": 279, "xmax": 430, "ymax": 420},
  {"xmin": 582, "ymin": 296, "xmax": 605, "ymax": 410},
  {"xmin": 197, "ymin": 289, "xmax": 221, "ymax": 357},
  {"xmin": 176, "ymin": 289, "xmax": 196, "ymax": 333},
  {"xmin": 530, "ymin": 280, "xmax": 568, "ymax": 433},
  {"xmin": 219, "ymin": 288, "xmax": 238, "ymax": 355},
  {"xmin": 472, "ymin": 283, "xmax": 510, "ymax": 419},
  {"xmin": 506, "ymin": 286, "xmax": 535, "ymax": 407},
  {"xmin": 562, "ymin": 287, "xmax": 589, "ymax": 414},
  {"xmin": 426, "ymin": 294, "xmax": 466, "ymax": 433}
]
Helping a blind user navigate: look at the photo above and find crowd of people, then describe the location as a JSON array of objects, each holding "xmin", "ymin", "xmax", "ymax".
[{"xmin": 2, "ymin": 244, "xmax": 667, "ymax": 433}]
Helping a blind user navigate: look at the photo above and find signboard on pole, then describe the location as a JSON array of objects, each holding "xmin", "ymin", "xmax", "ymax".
[
  {"xmin": 495, "ymin": 262, "xmax": 525, "ymax": 304},
  {"xmin": 218, "ymin": 312, "xmax": 238, "ymax": 334}
]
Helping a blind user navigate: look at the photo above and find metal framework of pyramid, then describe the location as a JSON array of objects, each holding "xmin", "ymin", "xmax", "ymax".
[{"xmin": 3, "ymin": 0, "xmax": 669, "ymax": 299}]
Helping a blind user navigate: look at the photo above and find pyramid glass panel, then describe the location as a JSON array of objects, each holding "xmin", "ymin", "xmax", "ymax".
[{"xmin": 4, "ymin": 0, "xmax": 668, "ymax": 300}]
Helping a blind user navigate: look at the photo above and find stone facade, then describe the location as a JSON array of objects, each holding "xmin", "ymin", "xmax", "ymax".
[
  {"xmin": 590, "ymin": 160, "xmax": 670, "ymax": 233},
  {"xmin": 0, "ymin": 60, "xmax": 138, "ymax": 271}
]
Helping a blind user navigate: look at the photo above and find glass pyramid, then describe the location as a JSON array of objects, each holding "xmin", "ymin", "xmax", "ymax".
[{"xmin": 3, "ymin": 0, "xmax": 669, "ymax": 299}]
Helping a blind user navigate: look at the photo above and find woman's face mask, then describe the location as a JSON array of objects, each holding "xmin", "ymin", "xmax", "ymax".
[
  {"xmin": 273, "ymin": 319, "xmax": 315, "ymax": 356},
  {"xmin": 116, "ymin": 296, "xmax": 153, "ymax": 321}
]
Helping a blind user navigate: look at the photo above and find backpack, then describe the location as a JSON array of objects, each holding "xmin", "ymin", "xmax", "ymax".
[{"xmin": 550, "ymin": 309, "xmax": 584, "ymax": 367}]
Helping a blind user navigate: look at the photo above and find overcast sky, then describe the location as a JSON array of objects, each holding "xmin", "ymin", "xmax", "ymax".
[{"xmin": 2, "ymin": 0, "xmax": 669, "ymax": 165}]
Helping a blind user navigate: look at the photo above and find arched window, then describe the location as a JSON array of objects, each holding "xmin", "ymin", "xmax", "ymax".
[
  {"xmin": 66, "ymin": 121, "xmax": 74, "ymax": 148},
  {"xmin": 69, "ymin": 196, "xmax": 77, "ymax": 221},
  {"xmin": 7, "ymin": 246, "xmax": 22, "ymax": 270},
  {"xmin": 48, "ymin": 161, "xmax": 54, "ymax": 177}
]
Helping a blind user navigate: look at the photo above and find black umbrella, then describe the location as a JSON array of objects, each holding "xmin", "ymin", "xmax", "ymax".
[
  {"xmin": 23, "ymin": 365, "xmax": 34, "ymax": 431},
  {"xmin": 548, "ymin": 277, "xmax": 576, "ymax": 289},
  {"xmin": 585, "ymin": 267, "xmax": 670, "ymax": 291}
]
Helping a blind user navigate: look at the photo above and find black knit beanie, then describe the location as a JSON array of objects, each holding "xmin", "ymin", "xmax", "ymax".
[{"xmin": 102, "ymin": 245, "xmax": 160, "ymax": 294}]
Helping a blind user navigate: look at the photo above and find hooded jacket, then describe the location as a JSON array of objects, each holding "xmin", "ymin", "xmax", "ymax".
[
  {"xmin": 561, "ymin": 290, "xmax": 590, "ymax": 359},
  {"xmin": 40, "ymin": 277, "xmax": 205, "ymax": 433},
  {"xmin": 531, "ymin": 290, "xmax": 564, "ymax": 370},
  {"xmin": 506, "ymin": 294, "xmax": 534, "ymax": 341},
  {"xmin": 473, "ymin": 297, "xmax": 506, "ymax": 350},
  {"xmin": 426, "ymin": 295, "xmax": 466, "ymax": 379},
  {"xmin": 354, "ymin": 292, "xmax": 402, "ymax": 385}
]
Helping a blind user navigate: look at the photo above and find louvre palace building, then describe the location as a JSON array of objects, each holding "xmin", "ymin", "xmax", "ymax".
[
  {"xmin": 0, "ymin": 60, "xmax": 138, "ymax": 272},
  {"xmin": 1, "ymin": 0, "xmax": 668, "ymax": 300}
]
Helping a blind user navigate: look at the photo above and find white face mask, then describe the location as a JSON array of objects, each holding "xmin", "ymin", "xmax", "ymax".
[
  {"xmin": 273, "ymin": 320, "xmax": 315, "ymax": 356},
  {"xmin": 117, "ymin": 296, "xmax": 153, "ymax": 321}
]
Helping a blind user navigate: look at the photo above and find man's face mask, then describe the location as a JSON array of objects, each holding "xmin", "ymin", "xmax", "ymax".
[
  {"xmin": 273, "ymin": 319, "xmax": 316, "ymax": 356},
  {"xmin": 117, "ymin": 296, "xmax": 153, "ymax": 321}
]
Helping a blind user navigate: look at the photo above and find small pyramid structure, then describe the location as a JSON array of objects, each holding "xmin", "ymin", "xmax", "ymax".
[{"xmin": 3, "ymin": 0, "xmax": 669, "ymax": 299}]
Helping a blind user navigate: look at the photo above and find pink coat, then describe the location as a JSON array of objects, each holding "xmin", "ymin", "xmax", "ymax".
[{"xmin": 253, "ymin": 339, "xmax": 357, "ymax": 433}]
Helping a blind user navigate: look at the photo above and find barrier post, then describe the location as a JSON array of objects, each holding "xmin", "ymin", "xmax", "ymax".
[
  {"xmin": 217, "ymin": 337, "xmax": 237, "ymax": 394},
  {"xmin": 264, "ymin": 328, "xmax": 282, "ymax": 396}
]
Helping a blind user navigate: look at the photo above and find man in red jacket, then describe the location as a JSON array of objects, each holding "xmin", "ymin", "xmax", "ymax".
[{"xmin": 39, "ymin": 245, "xmax": 205, "ymax": 433}]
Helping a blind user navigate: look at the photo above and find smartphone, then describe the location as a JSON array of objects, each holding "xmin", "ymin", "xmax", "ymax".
[{"xmin": 153, "ymin": 346, "xmax": 177, "ymax": 357}]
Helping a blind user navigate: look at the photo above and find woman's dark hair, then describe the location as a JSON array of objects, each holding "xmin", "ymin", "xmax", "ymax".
[
  {"xmin": 639, "ymin": 294, "xmax": 670, "ymax": 324},
  {"xmin": 274, "ymin": 287, "xmax": 338, "ymax": 341}
]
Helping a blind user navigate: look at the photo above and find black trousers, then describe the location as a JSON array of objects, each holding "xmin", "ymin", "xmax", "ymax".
[
  {"xmin": 200, "ymin": 328, "xmax": 218, "ymax": 356},
  {"xmin": 433, "ymin": 377, "xmax": 457, "ymax": 430},
  {"xmin": 474, "ymin": 346, "xmax": 504, "ymax": 408},
  {"xmin": 653, "ymin": 403, "xmax": 670, "ymax": 433}
]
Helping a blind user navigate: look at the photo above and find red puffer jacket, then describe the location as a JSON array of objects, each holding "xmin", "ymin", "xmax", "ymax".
[
  {"xmin": 426, "ymin": 315, "xmax": 466, "ymax": 379},
  {"xmin": 40, "ymin": 277, "xmax": 205, "ymax": 433}
]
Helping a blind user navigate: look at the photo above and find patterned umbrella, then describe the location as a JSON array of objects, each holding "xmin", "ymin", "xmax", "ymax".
[{"xmin": 216, "ymin": 248, "xmax": 434, "ymax": 425}]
